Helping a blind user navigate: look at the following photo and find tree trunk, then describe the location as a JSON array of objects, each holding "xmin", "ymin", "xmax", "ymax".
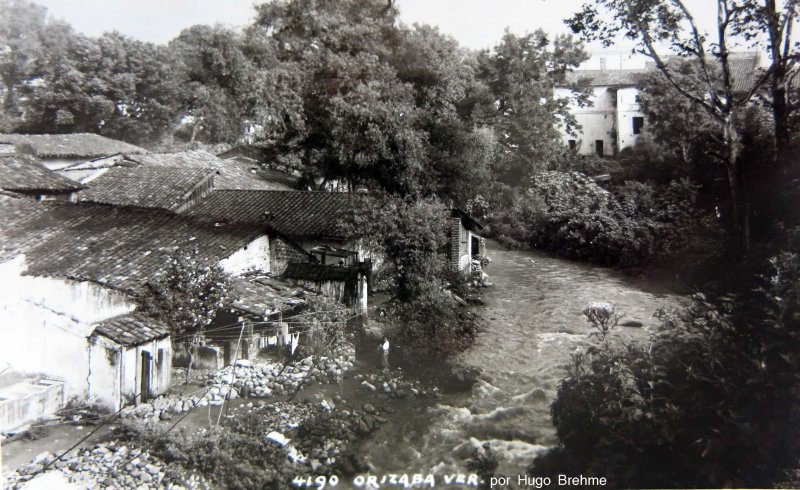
[
  {"xmin": 771, "ymin": 75, "xmax": 791, "ymax": 167},
  {"xmin": 723, "ymin": 113, "xmax": 749, "ymax": 251}
]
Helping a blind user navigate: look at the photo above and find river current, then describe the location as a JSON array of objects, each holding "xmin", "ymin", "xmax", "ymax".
[{"xmin": 358, "ymin": 241, "xmax": 686, "ymax": 481}]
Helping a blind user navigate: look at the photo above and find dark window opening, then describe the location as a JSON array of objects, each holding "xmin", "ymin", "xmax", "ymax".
[
  {"xmin": 595, "ymin": 140, "xmax": 604, "ymax": 157},
  {"xmin": 632, "ymin": 116, "xmax": 644, "ymax": 135},
  {"xmin": 568, "ymin": 139, "xmax": 577, "ymax": 150},
  {"xmin": 634, "ymin": 94, "xmax": 641, "ymax": 103}
]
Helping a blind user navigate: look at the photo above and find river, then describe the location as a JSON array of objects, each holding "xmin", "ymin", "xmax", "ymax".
[{"xmin": 357, "ymin": 241, "xmax": 686, "ymax": 482}]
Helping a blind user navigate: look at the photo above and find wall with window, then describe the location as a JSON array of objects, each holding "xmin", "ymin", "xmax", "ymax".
[
  {"xmin": 616, "ymin": 87, "xmax": 646, "ymax": 150},
  {"xmin": 555, "ymin": 86, "xmax": 617, "ymax": 156}
]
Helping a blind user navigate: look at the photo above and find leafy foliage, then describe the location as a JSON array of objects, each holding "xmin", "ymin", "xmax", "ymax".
[
  {"xmin": 476, "ymin": 30, "xmax": 588, "ymax": 184},
  {"xmin": 297, "ymin": 295, "xmax": 353, "ymax": 358},
  {"xmin": 485, "ymin": 171, "xmax": 722, "ymax": 269},
  {"xmin": 341, "ymin": 193, "xmax": 450, "ymax": 301},
  {"xmin": 534, "ymin": 253, "xmax": 800, "ymax": 488},
  {"xmin": 136, "ymin": 249, "xmax": 230, "ymax": 336},
  {"xmin": 117, "ymin": 411, "xmax": 302, "ymax": 489}
]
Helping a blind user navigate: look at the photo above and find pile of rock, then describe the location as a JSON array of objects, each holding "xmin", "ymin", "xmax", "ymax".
[
  {"xmin": 4, "ymin": 443, "xmax": 208, "ymax": 490},
  {"xmin": 355, "ymin": 370, "xmax": 440, "ymax": 400},
  {"xmin": 211, "ymin": 351, "xmax": 355, "ymax": 398},
  {"xmin": 119, "ymin": 349, "xmax": 356, "ymax": 422}
]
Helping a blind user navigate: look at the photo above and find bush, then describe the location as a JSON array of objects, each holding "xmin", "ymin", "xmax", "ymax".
[
  {"xmin": 484, "ymin": 171, "xmax": 722, "ymax": 269},
  {"xmin": 117, "ymin": 420, "xmax": 301, "ymax": 490},
  {"xmin": 532, "ymin": 253, "xmax": 800, "ymax": 488},
  {"xmin": 389, "ymin": 288, "xmax": 483, "ymax": 357}
]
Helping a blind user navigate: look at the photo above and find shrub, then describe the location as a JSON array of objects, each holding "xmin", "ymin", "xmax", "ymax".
[
  {"xmin": 389, "ymin": 288, "xmax": 483, "ymax": 357},
  {"xmin": 484, "ymin": 171, "xmax": 722, "ymax": 269},
  {"xmin": 532, "ymin": 253, "xmax": 800, "ymax": 488}
]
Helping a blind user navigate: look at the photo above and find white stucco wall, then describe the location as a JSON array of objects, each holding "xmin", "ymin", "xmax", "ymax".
[
  {"xmin": 119, "ymin": 337, "xmax": 172, "ymax": 406},
  {"xmin": 88, "ymin": 336, "xmax": 121, "ymax": 409},
  {"xmin": 220, "ymin": 235, "xmax": 270, "ymax": 275},
  {"xmin": 616, "ymin": 87, "xmax": 645, "ymax": 150},
  {"xmin": 0, "ymin": 254, "xmax": 147, "ymax": 409},
  {"xmin": 557, "ymin": 86, "xmax": 618, "ymax": 156},
  {"xmin": 19, "ymin": 275, "xmax": 134, "ymax": 324}
]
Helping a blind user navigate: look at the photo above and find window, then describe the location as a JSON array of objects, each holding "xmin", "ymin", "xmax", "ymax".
[
  {"xmin": 634, "ymin": 95, "xmax": 641, "ymax": 103},
  {"xmin": 632, "ymin": 116, "xmax": 644, "ymax": 135},
  {"xmin": 595, "ymin": 140, "xmax": 604, "ymax": 157},
  {"xmin": 568, "ymin": 139, "xmax": 577, "ymax": 150}
]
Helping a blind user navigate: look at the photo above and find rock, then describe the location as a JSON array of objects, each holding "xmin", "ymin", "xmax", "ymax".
[
  {"xmin": 32, "ymin": 451, "xmax": 55, "ymax": 465},
  {"xmin": 159, "ymin": 411, "xmax": 173, "ymax": 421},
  {"xmin": 362, "ymin": 403, "xmax": 375, "ymax": 414},
  {"xmin": 266, "ymin": 431, "xmax": 289, "ymax": 447}
]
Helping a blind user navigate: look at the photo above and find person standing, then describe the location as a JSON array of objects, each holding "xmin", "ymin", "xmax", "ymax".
[{"xmin": 380, "ymin": 337, "xmax": 390, "ymax": 367}]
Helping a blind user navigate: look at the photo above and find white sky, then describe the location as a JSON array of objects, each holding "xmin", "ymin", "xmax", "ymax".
[{"xmin": 33, "ymin": 0, "xmax": 723, "ymax": 49}]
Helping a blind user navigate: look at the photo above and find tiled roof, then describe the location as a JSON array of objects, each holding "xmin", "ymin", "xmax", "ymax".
[
  {"xmin": 77, "ymin": 165, "xmax": 216, "ymax": 211},
  {"xmin": 129, "ymin": 150, "xmax": 291, "ymax": 191},
  {"xmin": 94, "ymin": 314, "xmax": 169, "ymax": 346},
  {"xmin": 723, "ymin": 55, "xmax": 760, "ymax": 93},
  {"xmin": 563, "ymin": 54, "xmax": 760, "ymax": 93},
  {"xmin": 565, "ymin": 69, "xmax": 649, "ymax": 87},
  {"xmin": 0, "ymin": 133, "xmax": 147, "ymax": 158},
  {"xmin": 451, "ymin": 208, "xmax": 483, "ymax": 231},
  {"xmin": 0, "ymin": 155, "xmax": 84, "ymax": 193},
  {"xmin": 187, "ymin": 190, "xmax": 359, "ymax": 240},
  {"xmin": 645, "ymin": 55, "xmax": 760, "ymax": 93},
  {"xmin": 229, "ymin": 274, "xmax": 307, "ymax": 317},
  {"xmin": 0, "ymin": 197, "xmax": 264, "ymax": 292},
  {"xmin": 283, "ymin": 262, "xmax": 361, "ymax": 282}
]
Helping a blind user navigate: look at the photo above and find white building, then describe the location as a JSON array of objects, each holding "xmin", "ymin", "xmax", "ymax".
[
  {"xmin": 556, "ymin": 52, "xmax": 762, "ymax": 157},
  {"xmin": 555, "ymin": 69, "xmax": 648, "ymax": 157},
  {"xmin": 0, "ymin": 194, "xmax": 275, "ymax": 422}
]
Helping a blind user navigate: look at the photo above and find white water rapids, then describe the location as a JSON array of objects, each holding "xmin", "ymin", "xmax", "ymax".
[{"xmin": 356, "ymin": 241, "xmax": 686, "ymax": 483}]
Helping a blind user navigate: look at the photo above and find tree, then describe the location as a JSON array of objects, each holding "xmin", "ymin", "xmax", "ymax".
[
  {"xmin": 477, "ymin": 30, "xmax": 588, "ymax": 185},
  {"xmin": 0, "ymin": 0, "xmax": 47, "ymax": 115},
  {"xmin": 22, "ymin": 31, "xmax": 177, "ymax": 144},
  {"xmin": 136, "ymin": 249, "xmax": 230, "ymax": 376},
  {"xmin": 169, "ymin": 25, "xmax": 258, "ymax": 143},
  {"xmin": 733, "ymin": 0, "xmax": 800, "ymax": 164},
  {"xmin": 249, "ymin": 0, "xmax": 496, "ymax": 199},
  {"xmin": 566, "ymin": 0, "xmax": 794, "ymax": 249}
]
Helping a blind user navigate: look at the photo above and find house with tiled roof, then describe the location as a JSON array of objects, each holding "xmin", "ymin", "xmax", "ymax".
[
  {"xmin": 186, "ymin": 190, "xmax": 373, "ymax": 309},
  {"xmin": 0, "ymin": 133, "xmax": 147, "ymax": 170},
  {"xmin": 0, "ymin": 155, "xmax": 84, "ymax": 201},
  {"xmin": 556, "ymin": 52, "xmax": 762, "ymax": 156},
  {"xmin": 76, "ymin": 165, "xmax": 217, "ymax": 213},
  {"xmin": 133, "ymin": 150, "xmax": 293, "ymax": 191},
  {"xmin": 0, "ymin": 195, "xmax": 286, "ymax": 413},
  {"xmin": 60, "ymin": 150, "xmax": 293, "ymax": 191},
  {"xmin": 557, "ymin": 68, "xmax": 651, "ymax": 156},
  {"xmin": 216, "ymin": 144, "xmax": 302, "ymax": 189}
]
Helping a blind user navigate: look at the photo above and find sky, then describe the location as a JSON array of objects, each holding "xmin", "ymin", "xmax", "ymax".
[{"xmin": 33, "ymin": 0, "xmax": 723, "ymax": 58}]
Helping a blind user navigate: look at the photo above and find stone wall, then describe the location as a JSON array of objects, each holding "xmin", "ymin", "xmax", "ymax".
[{"xmin": 270, "ymin": 237, "xmax": 308, "ymax": 275}]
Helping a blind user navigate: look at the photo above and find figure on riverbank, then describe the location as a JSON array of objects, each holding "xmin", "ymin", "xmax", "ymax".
[{"xmin": 380, "ymin": 338, "xmax": 390, "ymax": 367}]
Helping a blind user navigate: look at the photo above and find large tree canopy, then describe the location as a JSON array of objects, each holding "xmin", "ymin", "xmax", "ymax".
[{"xmin": 477, "ymin": 30, "xmax": 587, "ymax": 184}]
